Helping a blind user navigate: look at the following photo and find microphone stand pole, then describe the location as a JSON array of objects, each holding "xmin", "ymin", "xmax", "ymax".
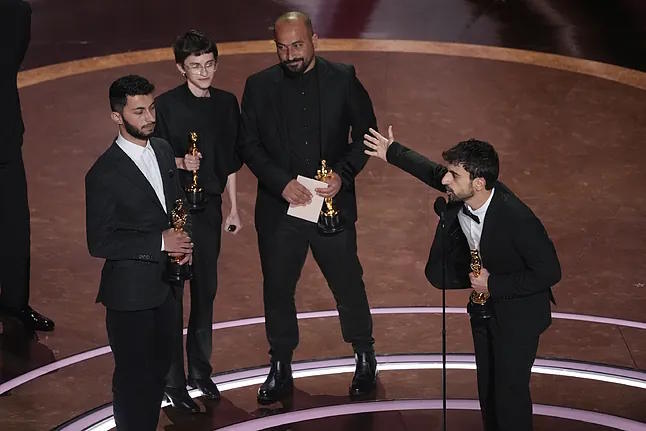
[{"xmin": 439, "ymin": 205, "xmax": 448, "ymax": 431}]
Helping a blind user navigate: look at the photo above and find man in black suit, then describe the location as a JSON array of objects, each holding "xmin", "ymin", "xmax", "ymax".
[
  {"xmin": 0, "ymin": 0, "xmax": 54, "ymax": 331},
  {"xmin": 364, "ymin": 127, "xmax": 561, "ymax": 431},
  {"xmin": 85, "ymin": 75, "xmax": 193, "ymax": 430},
  {"xmin": 238, "ymin": 11, "xmax": 378, "ymax": 403}
]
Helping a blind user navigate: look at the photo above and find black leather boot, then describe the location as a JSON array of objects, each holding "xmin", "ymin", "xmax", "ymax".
[
  {"xmin": 0, "ymin": 305, "xmax": 55, "ymax": 331},
  {"xmin": 164, "ymin": 386, "xmax": 200, "ymax": 413},
  {"xmin": 257, "ymin": 360, "xmax": 293, "ymax": 405},
  {"xmin": 188, "ymin": 377, "xmax": 221, "ymax": 401},
  {"xmin": 349, "ymin": 351, "xmax": 377, "ymax": 398}
]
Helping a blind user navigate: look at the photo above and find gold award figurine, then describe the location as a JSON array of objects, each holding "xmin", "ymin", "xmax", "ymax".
[
  {"xmin": 467, "ymin": 249, "xmax": 494, "ymax": 320},
  {"xmin": 167, "ymin": 199, "xmax": 192, "ymax": 283},
  {"xmin": 185, "ymin": 132, "xmax": 205, "ymax": 211},
  {"xmin": 315, "ymin": 160, "xmax": 344, "ymax": 234}
]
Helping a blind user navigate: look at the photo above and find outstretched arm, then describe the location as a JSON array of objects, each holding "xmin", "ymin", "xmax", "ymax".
[{"xmin": 364, "ymin": 126, "xmax": 447, "ymax": 192}]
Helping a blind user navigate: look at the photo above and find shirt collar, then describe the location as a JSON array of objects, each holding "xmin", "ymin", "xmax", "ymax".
[
  {"xmin": 466, "ymin": 187, "xmax": 495, "ymax": 218},
  {"xmin": 116, "ymin": 133, "xmax": 151, "ymax": 160}
]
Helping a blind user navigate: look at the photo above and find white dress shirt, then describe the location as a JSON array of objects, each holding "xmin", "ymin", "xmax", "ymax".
[
  {"xmin": 116, "ymin": 133, "xmax": 167, "ymax": 250},
  {"xmin": 457, "ymin": 188, "xmax": 495, "ymax": 251},
  {"xmin": 116, "ymin": 133, "xmax": 167, "ymax": 213}
]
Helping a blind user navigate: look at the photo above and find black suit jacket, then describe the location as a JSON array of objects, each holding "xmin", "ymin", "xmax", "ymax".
[
  {"xmin": 387, "ymin": 142, "xmax": 561, "ymax": 335},
  {"xmin": 85, "ymin": 137, "xmax": 183, "ymax": 311},
  {"xmin": 237, "ymin": 56, "xmax": 376, "ymax": 231},
  {"xmin": 0, "ymin": 0, "xmax": 31, "ymax": 162}
]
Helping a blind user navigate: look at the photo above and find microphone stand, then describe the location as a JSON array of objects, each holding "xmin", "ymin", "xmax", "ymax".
[
  {"xmin": 434, "ymin": 197, "xmax": 448, "ymax": 431},
  {"xmin": 441, "ymin": 211, "xmax": 447, "ymax": 431}
]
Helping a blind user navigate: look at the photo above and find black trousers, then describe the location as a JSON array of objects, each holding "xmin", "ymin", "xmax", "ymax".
[
  {"xmin": 167, "ymin": 196, "xmax": 222, "ymax": 388},
  {"xmin": 258, "ymin": 217, "xmax": 374, "ymax": 362},
  {"xmin": 0, "ymin": 149, "xmax": 30, "ymax": 310},
  {"xmin": 471, "ymin": 316, "xmax": 540, "ymax": 431},
  {"xmin": 106, "ymin": 291, "xmax": 177, "ymax": 431}
]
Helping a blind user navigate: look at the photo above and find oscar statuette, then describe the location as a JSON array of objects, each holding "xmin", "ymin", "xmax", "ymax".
[
  {"xmin": 167, "ymin": 199, "xmax": 192, "ymax": 283},
  {"xmin": 185, "ymin": 132, "xmax": 205, "ymax": 212},
  {"xmin": 315, "ymin": 160, "xmax": 344, "ymax": 235},
  {"xmin": 466, "ymin": 249, "xmax": 494, "ymax": 321}
]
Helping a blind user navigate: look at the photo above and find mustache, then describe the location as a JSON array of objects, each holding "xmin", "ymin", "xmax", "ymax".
[{"xmin": 283, "ymin": 58, "xmax": 304, "ymax": 65}]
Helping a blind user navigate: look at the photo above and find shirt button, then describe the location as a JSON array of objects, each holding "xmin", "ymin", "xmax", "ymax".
[{"xmin": 303, "ymin": 107, "xmax": 307, "ymax": 111}]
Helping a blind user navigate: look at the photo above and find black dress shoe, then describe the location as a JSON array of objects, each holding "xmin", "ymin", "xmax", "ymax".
[
  {"xmin": 1, "ymin": 306, "xmax": 55, "ymax": 332},
  {"xmin": 257, "ymin": 360, "xmax": 293, "ymax": 405},
  {"xmin": 164, "ymin": 386, "xmax": 200, "ymax": 413},
  {"xmin": 349, "ymin": 351, "xmax": 378, "ymax": 398},
  {"xmin": 188, "ymin": 377, "xmax": 220, "ymax": 401}
]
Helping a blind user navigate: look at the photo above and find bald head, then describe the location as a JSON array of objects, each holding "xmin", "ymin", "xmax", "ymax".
[
  {"xmin": 273, "ymin": 11, "xmax": 317, "ymax": 75},
  {"xmin": 274, "ymin": 11, "xmax": 314, "ymax": 37}
]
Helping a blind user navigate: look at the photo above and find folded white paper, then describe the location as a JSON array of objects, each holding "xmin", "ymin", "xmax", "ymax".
[{"xmin": 286, "ymin": 175, "xmax": 327, "ymax": 223}]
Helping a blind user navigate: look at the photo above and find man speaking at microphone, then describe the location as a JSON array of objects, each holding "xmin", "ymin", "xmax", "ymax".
[{"xmin": 364, "ymin": 127, "xmax": 561, "ymax": 431}]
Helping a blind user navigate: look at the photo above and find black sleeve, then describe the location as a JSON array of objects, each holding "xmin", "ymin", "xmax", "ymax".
[
  {"xmin": 15, "ymin": 0, "xmax": 31, "ymax": 68},
  {"xmin": 386, "ymin": 141, "xmax": 448, "ymax": 192},
  {"xmin": 330, "ymin": 66, "xmax": 375, "ymax": 187},
  {"xmin": 85, "ymin": 168, "xmax": 163, "ymax": 262},
  {"xmin": 488, "ymin": 215, "xmax": 561, "ymax": 298},
  {"xmin": 225, "ymin": 93, "xmax": 242, "ymax": 175}
]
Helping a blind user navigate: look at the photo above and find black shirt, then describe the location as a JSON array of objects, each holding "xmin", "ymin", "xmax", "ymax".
[
  {"xmin": 154, "ymin": 84, "xmax": 241, "ymax": 195},
  {"xmin": 283, "ymin": 67, "xmax": 321, "ymax": 178}
]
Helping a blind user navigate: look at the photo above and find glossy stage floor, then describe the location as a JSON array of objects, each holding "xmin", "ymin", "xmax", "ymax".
[{"xmin": 2, "ymin": 1, "xmax": 646, "ymax": 430}]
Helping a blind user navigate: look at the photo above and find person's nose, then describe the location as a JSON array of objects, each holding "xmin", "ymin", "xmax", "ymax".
[
  {"xmin": 441, "ymin": 172, "xmax": 451, "ymax": 185},
  {"xmin": 144, "ymin": 109, "xmax": 155, "ymax": 123}
]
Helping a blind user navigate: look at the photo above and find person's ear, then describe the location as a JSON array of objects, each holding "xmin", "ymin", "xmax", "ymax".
[
  {"xmin": 176, "ymin": 63, "xmax": 187, "ymax": 78},
  {"xmin": 111, "ymin": 111, "xmax": 123, "ymax": 126}
]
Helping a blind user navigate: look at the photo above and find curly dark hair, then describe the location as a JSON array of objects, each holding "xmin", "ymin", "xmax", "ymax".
[
  {"xmin": 173, "ymin": 29, "xmax": 218, "ymax": 65},
  {"xmin": 442, "ymin": 138, "xmax": 499, "ymax": 189},
  {"xmin": 108, "ymin": 75, "xmax": 154, "ymax": 113}
]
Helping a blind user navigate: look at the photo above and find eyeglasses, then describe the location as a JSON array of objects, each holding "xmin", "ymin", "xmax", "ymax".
[{"xmin": 185, "ymin": 60, "xmax": 217, "ymax": 74}]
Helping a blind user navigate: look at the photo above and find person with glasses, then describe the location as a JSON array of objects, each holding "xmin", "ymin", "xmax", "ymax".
[{"xmin": 154, "ymin": 29, "xmax": 242, "ymax": 412}]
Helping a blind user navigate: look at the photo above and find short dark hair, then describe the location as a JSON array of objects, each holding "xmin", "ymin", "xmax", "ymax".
[
  {"xmin": 273, "ymin": 11, "xmax": 314, "ymax": 37},
  {"xmin": 173, "ymin": 30, "xmax": 218, "ymax": 65},
  {"xmin": 442, "ymin": 139, "xmax": 499, "ymax": 189},
  {"xmin": 109, "ymin": 75, "xmax": 155, "ymax": 113}
]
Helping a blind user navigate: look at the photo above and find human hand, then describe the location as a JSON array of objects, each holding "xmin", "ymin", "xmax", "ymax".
[
  {"xmin": 315, "ymin": 171, "xmax": 341, "ymax": 198},
  {"xmin": 281, "ymin": 179, "xmax": 312, "ymax": 205},
  {"xmin": 184, "ymin": 152, "xmax": 202, "ymax": 171},
  {"xmin": 470, "ymin": 267, "xmax": 490, "ymax": 295},
  {"xmin": 225, "ymin": 211, "xmax": 242, "ymax": 235},
  {"xmin": 162, "ymin": 229, "xmax": 193, "ymax": 255},
  {"xmin": 363, "ymin": 126, "xmax": 394, "ymax": 161}
]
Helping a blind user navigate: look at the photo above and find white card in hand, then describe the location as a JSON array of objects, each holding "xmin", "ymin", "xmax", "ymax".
[{"xmin": 286, "ymin": 175, "xmax": 327, "ymax": 223}]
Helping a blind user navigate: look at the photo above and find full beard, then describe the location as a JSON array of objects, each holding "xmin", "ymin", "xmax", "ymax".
[
  {"xmin": 281, "ymin": 56, "xmax": 313, "ymax": 77},
  {"xmin": 124, "ymin": 118, "xmax": 154, "ymax": 141},
  {"xmin": 446, "ymin": 188, "xmax": 473, "ymax": 203}
]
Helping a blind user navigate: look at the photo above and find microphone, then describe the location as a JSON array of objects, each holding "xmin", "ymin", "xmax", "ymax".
[{"xmin": 434, "ymin": 196, "xmax": 447, "ymax": 218}]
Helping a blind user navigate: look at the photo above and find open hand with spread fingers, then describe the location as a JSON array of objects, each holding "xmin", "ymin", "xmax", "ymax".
[{"xmin": 363, "ymin": 125, "xmax": 395, "ymax": 161}]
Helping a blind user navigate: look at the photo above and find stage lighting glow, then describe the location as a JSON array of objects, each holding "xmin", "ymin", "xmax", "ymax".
[{"xmin": 65, "ymin": 355, "xmax": 646, "ymax": 431}]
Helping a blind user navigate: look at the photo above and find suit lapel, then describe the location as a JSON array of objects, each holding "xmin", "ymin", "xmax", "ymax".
[
  {"xmin": 479, "ymin": 186, "xmax": 502, "ymax": 264},
  {"xmin": 150, "ymin": 138, "xmax": 173, "ymax": 214},
  {"xmin": 316, "ymin": 57, "xmax": 332, "ymax": 158},
  {"xmin": 269, "ymin": 67, "xmax": 290, "ymax": 154},
  {"xmin": 108, "ymin": 141, "xmax": 166, "ymax": 214}
]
